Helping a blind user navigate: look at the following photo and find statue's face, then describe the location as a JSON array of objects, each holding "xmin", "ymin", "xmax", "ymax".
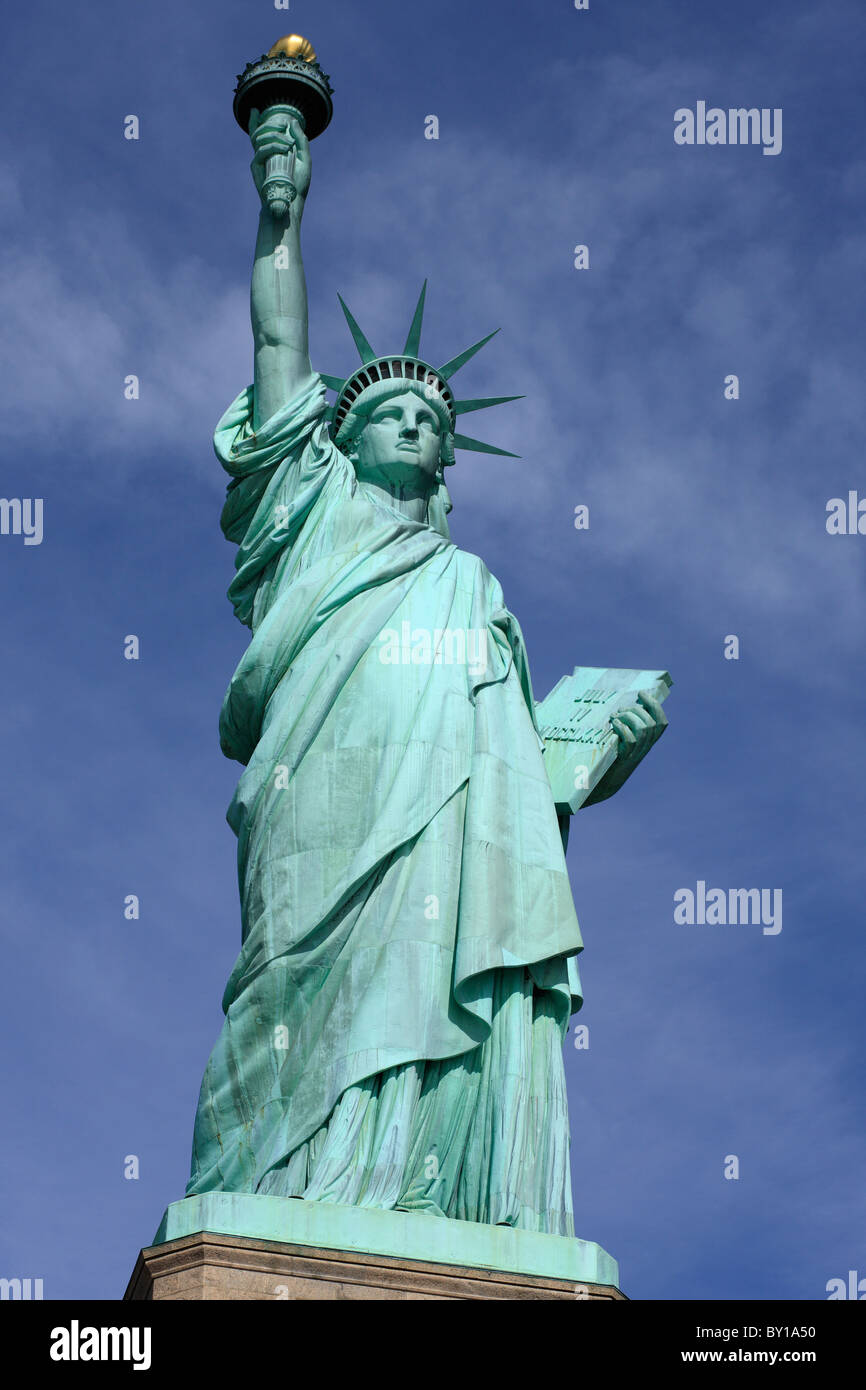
[{"xmin": 349, "ymin": 391, "xmax": 442, "ymax": 488}]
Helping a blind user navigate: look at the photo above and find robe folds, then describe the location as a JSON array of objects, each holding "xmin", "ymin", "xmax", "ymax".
[{"xmin": 186, "ymin": 373, "xmax": 584, "ymax": 1233}]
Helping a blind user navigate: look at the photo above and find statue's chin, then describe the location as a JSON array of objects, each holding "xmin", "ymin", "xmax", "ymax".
[{"xmin": 353, "ymin": 457, "xmax": 438, "ymax": 493}]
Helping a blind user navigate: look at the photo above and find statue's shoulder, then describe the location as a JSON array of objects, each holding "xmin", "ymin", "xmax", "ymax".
[{"xmin": 449, "ymin": 545, "xmax": 507, "ymax": 602}]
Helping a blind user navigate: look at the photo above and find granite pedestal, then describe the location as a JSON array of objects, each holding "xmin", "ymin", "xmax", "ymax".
[{"xmin": 125, "ymin": 1194, "xmax": 625, "ymax": 1302}]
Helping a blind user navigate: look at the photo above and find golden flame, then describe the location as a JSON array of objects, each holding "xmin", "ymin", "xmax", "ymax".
[{"xmin": 267, "ymin": 35, "xmax": 316, "ymax": 63}]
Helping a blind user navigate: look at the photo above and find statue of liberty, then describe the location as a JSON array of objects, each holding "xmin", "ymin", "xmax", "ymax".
[{"xmin": 185, "ymin": 64, "xmax": 668, "ymax": 1238}]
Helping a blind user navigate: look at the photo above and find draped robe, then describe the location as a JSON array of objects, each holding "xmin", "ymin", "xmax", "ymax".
[{"xmin": 186, "ymin": 373, "xmax": 584, "ymax": 1234}]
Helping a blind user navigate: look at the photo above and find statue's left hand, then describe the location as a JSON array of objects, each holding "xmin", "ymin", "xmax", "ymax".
[
  {"xmin": 610, "ymin": 690, "xmax": 668, "ymax": 773},
  {"xmin": 582, "ymin": 690, "xmax": 668, "ymax": 807}
]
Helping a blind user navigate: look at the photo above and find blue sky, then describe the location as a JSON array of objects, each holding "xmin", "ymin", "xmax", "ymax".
[{"xmin": 1, "ymin": 0, "xmax": 864, "ymax": 1300}]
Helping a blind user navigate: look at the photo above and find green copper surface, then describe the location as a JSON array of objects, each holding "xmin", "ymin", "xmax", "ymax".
[
  {"xmin": 181, "ymin": 73, "xmax": 670, "ymax": 1264},
  {"xmin": 154, "ymin": 1194, "xmax": 619, "ymax": 1287}
]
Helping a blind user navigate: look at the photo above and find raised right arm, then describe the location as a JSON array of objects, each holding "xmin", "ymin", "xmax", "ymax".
[{"xmin": 248, "ymin": 110, "xmax": 315, "ymax": 429}]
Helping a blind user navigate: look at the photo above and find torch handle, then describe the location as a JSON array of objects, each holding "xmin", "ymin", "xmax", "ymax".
[{"xmin": 258, "ymin": 104, "xmax": 306, "ymax": 220}]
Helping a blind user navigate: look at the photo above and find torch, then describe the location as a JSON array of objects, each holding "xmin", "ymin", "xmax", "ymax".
[{"xmin": 234, "ymin": 35, "xmax": 334, "ymax": 220}]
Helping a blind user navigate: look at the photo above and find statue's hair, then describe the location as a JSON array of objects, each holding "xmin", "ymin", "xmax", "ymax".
[{"xmin": 334, "ymin": 378, "xmax": 456, "ymax": 468}]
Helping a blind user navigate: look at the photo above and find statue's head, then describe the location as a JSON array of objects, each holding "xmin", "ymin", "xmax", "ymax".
[
  {"xmin": 337, "ymin": 382, "xmax": 455, "ymax": 491},
  {"xmin": 326, "ymin": 283, "xmax": 521, "ymax": 535}
]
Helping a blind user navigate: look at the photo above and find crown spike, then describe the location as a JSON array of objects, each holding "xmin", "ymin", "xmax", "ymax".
[
  {"xmin": 320, "ymin": 374, "xmax": 346, "ymax": 392},
  {"xmin": 453, "ymin": 394, "xmax": 524, "ymax": 416},
  {"xmin": 337, "ymin": 294, "xmax": 376, "ymax": 364},
  {"xmin": 452, "ymin": 431, "xmax": 520, "ymax": 458},
  {"xmin": 438, "ymin": 329, "xmax": 500, "ymax": 381},
  {"xmin": 403, "ymin": 280, "xmax": 428, "ymax": 357}
]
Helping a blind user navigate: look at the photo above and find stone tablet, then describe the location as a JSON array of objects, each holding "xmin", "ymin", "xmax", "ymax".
[{"xmin": 537, "ymin": 667, "xmax": 673, "ymax": 815}]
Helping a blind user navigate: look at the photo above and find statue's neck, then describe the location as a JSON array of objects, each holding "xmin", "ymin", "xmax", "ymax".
[{"xmin": 358, "ymin": 478, "xmax": 432, "ymax": 526}]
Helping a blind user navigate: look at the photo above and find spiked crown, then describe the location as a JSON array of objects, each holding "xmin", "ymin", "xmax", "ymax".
[{"xmin": 322, "ymin": 281, "xmax": 522, "ymax": 460}]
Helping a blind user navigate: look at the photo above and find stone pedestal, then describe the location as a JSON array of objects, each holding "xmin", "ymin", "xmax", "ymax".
[{"xmin": 125, "ymin": 1194, "xmax": 625, "ymax": 1302}]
